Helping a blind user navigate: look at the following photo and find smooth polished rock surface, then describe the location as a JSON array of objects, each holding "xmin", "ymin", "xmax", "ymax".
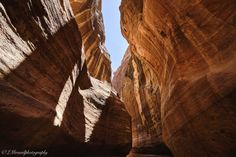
[
  {"xmin": 114, "ymin": 0, "xmax": 236, "ymax": 156},
  {"xmin": 0, "ymin": 0, "xmax": 131, "ymax": 156}
]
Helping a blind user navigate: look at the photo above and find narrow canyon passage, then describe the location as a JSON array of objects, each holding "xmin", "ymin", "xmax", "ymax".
[{"xmin": 0, "ymin": 0, "xmax": 236, "ymax": 157}]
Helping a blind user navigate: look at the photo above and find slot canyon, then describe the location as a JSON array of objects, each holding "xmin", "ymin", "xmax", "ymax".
[{"xmin": 0, "ymin": 0, "xmax": 235, "ymax": 156}]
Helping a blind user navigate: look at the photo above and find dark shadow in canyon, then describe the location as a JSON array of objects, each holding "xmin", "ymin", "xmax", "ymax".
[{"xmin": 88, "ymin": 95, "xmax": 132, "ymax": 156}]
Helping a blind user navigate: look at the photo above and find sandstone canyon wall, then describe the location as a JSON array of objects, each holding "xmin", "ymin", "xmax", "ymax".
[
  {"xmin": 113, "ymin": 0, "xmax": 236, "ymax": 156},
  {"xmin": 0, "ymin": 0, "xmax": 131, "ymax": 156},
  {"xmin": 113, "ymin": 47, "xmax": 170, "ymax": 155},
  {"xmin": 70, "ymin": 0, "xmax": 111, "ymax": 82}
]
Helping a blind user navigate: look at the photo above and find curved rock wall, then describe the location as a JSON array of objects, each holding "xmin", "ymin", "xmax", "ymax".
[
  {"xmin": 114, "ymin": 0, "xmax": 236, "ymax": 156},
  {"xmin": 0, "ymin": 0, "xmax": 131, "ymax": 156},
  {"xmin": 113, "ymin": 47, "xmax": 170, "ymax": 155},
  {"xmin": 70, "ymin": 0, "xmax": 111, "ymax": 82},
  {"xmin": 113, "ymin": 47, "xmax": 161, "ymax": 148}
]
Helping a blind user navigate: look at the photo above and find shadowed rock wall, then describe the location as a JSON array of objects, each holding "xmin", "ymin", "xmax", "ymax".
[
  {"xmin": 0, "ymin": 0, "xmax": 131, "ymax": 156},
  {"xmin": 113, "ymin": 0, "xmax": 236, "ymax": 156}
]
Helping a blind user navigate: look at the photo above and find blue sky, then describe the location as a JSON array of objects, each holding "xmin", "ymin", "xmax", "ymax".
[{"xmin": 102, "ymin": 0, "xmax": 128, "ymax": 72}]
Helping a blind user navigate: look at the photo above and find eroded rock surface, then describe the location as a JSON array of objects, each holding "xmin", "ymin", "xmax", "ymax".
[
  {"xmin": 70, "ymin": 0, "xmax": 111, "ymax": 82},
  {"xmin": 0, "ymin": 0, "xmax": 131, "ymax": 156},
  {"xmin": 114, "ymin": 0, "xmax": 236, "ymax": 156}
]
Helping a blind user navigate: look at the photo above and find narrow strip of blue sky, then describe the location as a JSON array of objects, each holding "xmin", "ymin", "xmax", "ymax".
[{"xmin": 102, "ymin": 0, "xmax": 128, "ymax": 73}]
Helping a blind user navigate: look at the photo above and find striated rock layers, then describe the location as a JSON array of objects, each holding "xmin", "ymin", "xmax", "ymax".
[
  {"xmin": 0, "ymin": 0, "xmax": 131, "ymax": 156},
  {"xmin": 114, "ymin": 0, "xmax": 236, "ymax": 156},
  {"xmin": 70, "ymin": 0, "xmax": 111, "ymax": 82}
]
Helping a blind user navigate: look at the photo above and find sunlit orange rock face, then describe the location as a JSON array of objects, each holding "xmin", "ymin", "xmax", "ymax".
[
  {"xmin": 70, "ymin": 0, "xmax": 111, "ymax": 82},
  {"xmin": 0, "ymin": 0, "xmax": 131, "ymax": 156},
  {"xmin": 113, "ymin": 0, "xmax": 236, "ymax": 156}
]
